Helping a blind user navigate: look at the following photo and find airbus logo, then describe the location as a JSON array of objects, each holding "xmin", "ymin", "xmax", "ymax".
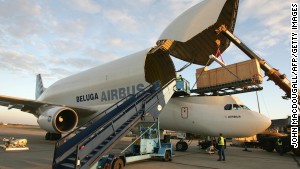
[
  {"xmin": 225, "ymin": 115, "xmax": 241, "ymax": 118},
  {"xmin": 76, "ymin": 83, "xmax": 144, "ymax": 103}
]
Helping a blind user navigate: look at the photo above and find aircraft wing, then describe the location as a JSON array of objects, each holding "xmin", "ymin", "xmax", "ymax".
[{"xmin": 0, "ymin": 95, "xmax": 97, "ymax": 117}]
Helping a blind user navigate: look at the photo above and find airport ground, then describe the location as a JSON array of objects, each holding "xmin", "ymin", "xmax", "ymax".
[{"xmin": 0, "ymin": 125, "xmax": 299, "ymax": 169}]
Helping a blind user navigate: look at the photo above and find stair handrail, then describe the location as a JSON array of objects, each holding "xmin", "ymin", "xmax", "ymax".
[
  {"xmin": 75, "ymin": 92, "xmax": 151, "ymax": 150},
  {"xmin": 74, "ymin": 79, "xmax": 175, "ymax": 166},
  {"xmin": 145, "ymin": 78, "xmax": 176, "ymax": 102},
  {"xmin": 54, "ymin": 81, "xmax": 156, "ymax": 149},
  {"xmin": 76, "ymin": 78, "xmax": 176, "ymax": 164},
  {"xmin": 53, "ymin": 79, "xmax": 176, "ymax": 167},
  {"xmin": 74, "ymin": 81, "xmax": 162, "ymax": 149},
  {"xmin": 53, "ymin": 81, "xmax": 161, "ymax": 164},
  {"xmin": 85, "ymin": 78, "xmax": 176, "ymax": 142}
]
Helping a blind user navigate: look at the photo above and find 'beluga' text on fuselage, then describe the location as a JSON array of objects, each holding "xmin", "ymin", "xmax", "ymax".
[{"xmin": 76, "ymin": 83, "xmax": 145, "ymax": 103}]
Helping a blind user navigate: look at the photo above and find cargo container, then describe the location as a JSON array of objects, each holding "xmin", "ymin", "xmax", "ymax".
[{"xmin": 196, "ymin": 59, "xmax": 262, "ymax": 89}]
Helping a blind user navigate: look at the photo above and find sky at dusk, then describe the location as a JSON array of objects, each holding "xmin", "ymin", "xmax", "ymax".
[{"xmin": 0, "ymin": 0, "xmax": 296, "ymax": 125}]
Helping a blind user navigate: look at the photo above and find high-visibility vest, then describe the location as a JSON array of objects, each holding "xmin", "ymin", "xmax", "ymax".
[
  {"xmin": 218, "ymin": 136, "xmax": 225, "ymax": 145},
  {"xmin": 177, "ymin": 76, "xmax": 183, "ymax": 81}
]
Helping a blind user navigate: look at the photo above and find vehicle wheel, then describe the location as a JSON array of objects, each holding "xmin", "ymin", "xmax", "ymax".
[
  {"xmin": 263, "ymin": 141, "xmax": 274, "ymax": 152},
  {"xmin": 112, "ymin": 158, "xmax": 124, "ymax": 169},
  {"xmin": 292, "ymin": 147, "xmax": 300, "ymax": 156},
  {"xmin": 164, "ymin": 150, "xmax": 171, "ymax": 162},
  {"xmin": 283, "ymin": 146, "xmax": 291, "ymax": 153},
  {"xmin": 275, "ymin": 145, "xmax": 286, "ymax": 154}
]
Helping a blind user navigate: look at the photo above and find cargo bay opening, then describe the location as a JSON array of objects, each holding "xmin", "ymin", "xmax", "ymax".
[
  {"xmin": 144, "ymin": 0, "xmax": 240, "ymax": 94},
  {"xmin": 157, "ymin": 0, "xmax": 239, "ymax": 66},
  {"xmin": 144, "ymin": 49, "xmax": 191, "ymax": 97},
  {"xmin": 144, "ymin": 50, "xmax": 176, "ymax": 86}
]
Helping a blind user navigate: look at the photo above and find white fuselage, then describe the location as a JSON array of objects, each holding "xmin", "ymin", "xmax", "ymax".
[
  {"xmin": 159, "ymin": 96, "xmax": 270, "ymax": 137},
  {"xmin": 37, "ymin": 49, "xmax": 271, "ymax": 137}
]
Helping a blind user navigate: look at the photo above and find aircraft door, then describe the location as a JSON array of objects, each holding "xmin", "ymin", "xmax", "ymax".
[{"xmin": 181, "ymin": 107, "xmax": 188, "ymax": 119}]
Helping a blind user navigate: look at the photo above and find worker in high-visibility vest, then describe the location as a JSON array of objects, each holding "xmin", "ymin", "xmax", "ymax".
[
  {"xmin": 176, "ymin": 75, "xmax": 184, "ymax": 90},
  {"xmin": 277, "ymin": 138, "xmax": 283, "ymax": 156},
  {"xmin": 176, "ymin": 75, "xmax": 183, "ymax": 81},
  {"xmin": 217, "ymin": 133, "xmax": 225, "ymax": 161}
]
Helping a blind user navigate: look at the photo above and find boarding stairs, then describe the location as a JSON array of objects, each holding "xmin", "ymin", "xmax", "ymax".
[{"xmin": 52, "ymin": 79, "xmax": 176, "ymax": 169}]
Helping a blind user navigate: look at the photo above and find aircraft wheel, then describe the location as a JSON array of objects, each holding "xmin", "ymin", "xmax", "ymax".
[
  {"xmin": 183, "ymin": 142, "xmax": 188, "ymax": 151},
  {"xmin": 112, "ymin": 158, "xmax": 124, "ymax": 169},
  {"xmin": 176, "ymin": 141, "xmax": 188, "ymax": 151}
]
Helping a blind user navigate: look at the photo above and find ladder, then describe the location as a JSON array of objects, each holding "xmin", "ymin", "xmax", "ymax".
[{"xmin": 52, "ymin": 79, "xmax": 176, "ymax": 169}]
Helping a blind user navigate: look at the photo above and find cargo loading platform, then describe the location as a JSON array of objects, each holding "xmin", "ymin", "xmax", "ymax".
[{"xmin": 191, "ymin": 59, "xmax": 263, "ymax": 96}]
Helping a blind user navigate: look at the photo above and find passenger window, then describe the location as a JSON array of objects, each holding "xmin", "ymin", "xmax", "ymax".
[
  {"xmin": 233, "ymin": 104, "xmax": 241, "ymax": 110},
  {"xmin": 224, "ymin": 104, "xmax": 232, "ymax": 110}
]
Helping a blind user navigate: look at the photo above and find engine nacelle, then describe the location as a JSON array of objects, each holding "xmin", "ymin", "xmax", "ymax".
[{"xmin": 37, "ymin": 106, "xmax": 78, "ymax": 133}]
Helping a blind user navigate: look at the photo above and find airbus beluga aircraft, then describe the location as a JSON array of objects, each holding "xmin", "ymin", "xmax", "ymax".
[{"xmin": 0, "ymin": 0, "xmax": 270, "ymax": 150}]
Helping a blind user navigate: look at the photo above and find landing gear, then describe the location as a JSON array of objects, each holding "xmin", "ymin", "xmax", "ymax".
[
  {"xmin": 45, "ymin": 132, "xmax": 62, "ymax": 140},
  {"xmin": 176, "ymin": 140, "xmax": 188, "ymax": 151}
]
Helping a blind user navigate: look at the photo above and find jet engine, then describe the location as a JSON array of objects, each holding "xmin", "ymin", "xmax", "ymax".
[{"xmin": 37, "ymin": 106, "xmax": 78, "ymax": 134}]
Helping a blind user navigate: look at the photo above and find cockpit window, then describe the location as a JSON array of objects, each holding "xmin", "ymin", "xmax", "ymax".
[
  {"xmin": 224, "ymin": 104, "xmax": 232, "ymax": 110},
  {"xmin": 233, "ymin": 104, "xmax": 241, "ymax": 110},
  {"xmin": 225, "ymin": 104, "xmax": 251, "ymax": 111},
  {"xmin": 240, "ymin": 105, "xmax": 251, "ymax": 110}
]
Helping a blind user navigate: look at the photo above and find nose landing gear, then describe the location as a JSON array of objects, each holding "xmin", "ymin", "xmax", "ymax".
[{"xmin": 176, "ymin": 139, "xmax": 188, "ymax": 151}]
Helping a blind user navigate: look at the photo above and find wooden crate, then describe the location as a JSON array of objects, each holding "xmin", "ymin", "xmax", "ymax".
[{"xmin": 196, "ymin": 59, "xmax": 262, "ymax": 88}]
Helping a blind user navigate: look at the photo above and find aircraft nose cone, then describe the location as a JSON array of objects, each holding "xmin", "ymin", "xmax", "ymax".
[{"xmin": 257, "ymin": 114, "xmax": 271, "ymax": 133}]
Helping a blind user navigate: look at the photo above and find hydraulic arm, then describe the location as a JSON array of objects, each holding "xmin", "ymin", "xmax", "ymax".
[{"xmin": 216, "ymin": 25, "xmax": 299, "ymax": 102}]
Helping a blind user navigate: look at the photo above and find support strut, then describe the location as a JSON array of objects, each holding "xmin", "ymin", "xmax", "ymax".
[{"xmin": 216, "ymin": 25, "xmax": 298, "ymax": 101}]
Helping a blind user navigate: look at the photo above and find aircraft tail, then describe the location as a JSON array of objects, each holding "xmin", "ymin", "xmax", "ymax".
[{"xmin": 35, "ymin": 74, "xmax": 46, "ymax": 99}]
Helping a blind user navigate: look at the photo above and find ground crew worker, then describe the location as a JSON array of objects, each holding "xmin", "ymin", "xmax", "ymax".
[
  {"xmin": 176, "ymin": 75, "xmax": 183, "ymax": 81},
  {"xmin": 176, "ymin": 75, "xmax": 184, "ymax": 90},
  {"xmin": 277, "ymin": 137, "xmax": 283, "ymax": 156},
  {"xmin": 217, "ymin": 133, "xmax": 225, "ymax": 161}
]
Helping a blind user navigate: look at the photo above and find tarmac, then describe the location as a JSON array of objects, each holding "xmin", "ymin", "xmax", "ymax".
[{"xmin": 0, "ymin": 125, "xmax": 300, "ymax": 169}]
